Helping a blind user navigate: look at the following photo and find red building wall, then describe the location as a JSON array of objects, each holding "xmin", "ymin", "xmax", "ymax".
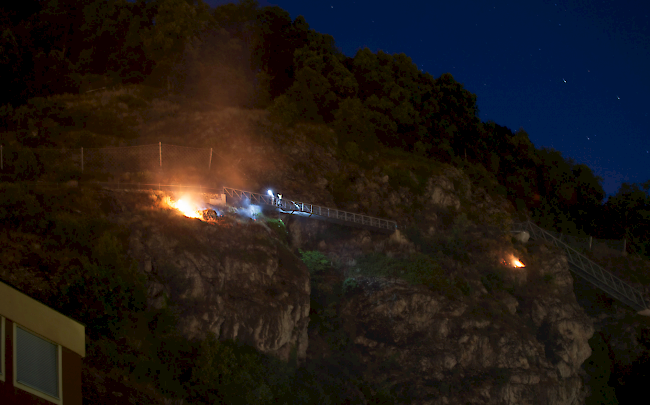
[{"xmin": 1, "ymin": 318, "xmax": 82, "ymax": 405}]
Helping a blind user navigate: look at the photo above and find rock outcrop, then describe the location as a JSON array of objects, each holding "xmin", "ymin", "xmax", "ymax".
[
  {"xmin": 115, "ymin": 192, "xmax": 311, "ymax": 364},
  {"xmin": 336, "ymin": 241, "xmax": 593, "ymax": 405}
]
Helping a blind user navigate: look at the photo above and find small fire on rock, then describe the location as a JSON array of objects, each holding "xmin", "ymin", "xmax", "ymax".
[
  {"xmin": 164, "ymin": 196, "xmax": 202, "ymax": 218},
  {"xmin": 163, "ymin": 196, "xmax": 221, "ymax": 221},
  {"xmin": 502, "ymin": 253, "xmax": 525, "ymax": 268}
]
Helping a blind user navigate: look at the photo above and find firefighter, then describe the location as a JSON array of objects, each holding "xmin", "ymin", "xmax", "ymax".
[{"xmin": 277, "ymin": 193, "xmax": 282, "ymax": 207}]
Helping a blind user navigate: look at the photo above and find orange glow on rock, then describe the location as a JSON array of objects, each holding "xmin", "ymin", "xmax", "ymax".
[
  {"xmin": 503, "ymin": 254, "xmax": 525, "ymax": 268},
  {"xmin": 164, "ymin": 196, "xmax": 202, "ymax": 219},
  {"xmin": 512, "ymin": 258, "xmax": 525, "ymax": 268}
]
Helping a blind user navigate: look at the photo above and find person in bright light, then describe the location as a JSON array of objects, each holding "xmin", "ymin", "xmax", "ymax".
[{"xmin": 277, "ymin": 193, "xmax": 282, "ymax": 207}]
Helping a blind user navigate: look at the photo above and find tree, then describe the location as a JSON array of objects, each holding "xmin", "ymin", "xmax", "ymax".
[
  {"xmin": 251, "ymin": 6, "xmax": 296, "ymax": 98},
  {"xmin": 332, "ymin": 98, "xmax": 377, "ymax": 149},
  {"xmin": 603, "ymin": 182, "xmax": 650, "ymax": 254},
  {"xmin": 141, "ymin": 0, "xmax": 213, "ymax": 90}
]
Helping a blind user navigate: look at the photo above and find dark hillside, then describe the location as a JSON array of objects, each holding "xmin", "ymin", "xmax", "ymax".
[{"xmin": 2, "ymin": 1, "xmax": 650, "ymax": 404}]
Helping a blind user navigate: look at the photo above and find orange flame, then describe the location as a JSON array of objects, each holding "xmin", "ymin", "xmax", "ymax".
[
  {"xmin": 164, "ymin": 196, "xmax": 202, "ymax": 219},
  {"xmin": 503, "ymin": 254, "xmax": 525, "ymax": 268},
  {"xmin": 512, "ymin": 258, "xmax": 525, "ymax": 268}
]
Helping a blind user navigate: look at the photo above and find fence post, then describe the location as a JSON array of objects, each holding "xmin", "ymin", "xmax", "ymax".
[
  {"xmin": 209, "ymin": 148, "xmax": 213, "ymax": 170},
  {"xmin": 81, "ymin": 147, "xmax": 83, "ymax": 174},
  {"xmin": 159, "ymin": 142, "xmax": 162, "ymax": 168}
]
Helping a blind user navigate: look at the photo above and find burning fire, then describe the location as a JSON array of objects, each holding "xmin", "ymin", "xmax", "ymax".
[
  {"xmin": 163, "ymin": 196, "xmax": 203, "ymax": 219},
  {"xmin": 503, "ymin": 254, "xmax": 526, "ymax": 268}
]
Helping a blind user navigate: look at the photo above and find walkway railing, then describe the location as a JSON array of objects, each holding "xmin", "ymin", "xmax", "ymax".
[
  {"xmin": 223, "ymin": 187, "xmax": 398, "ymax": 232},
  {"xmin": 77, "ymin": 182, "xmax": 398, "ymax": 232},
  {"xmin": 512, "ymin": 221, "xmax": 648, "ymax": 312}
]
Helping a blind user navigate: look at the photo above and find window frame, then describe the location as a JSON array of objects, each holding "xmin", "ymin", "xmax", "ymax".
[
  {"xmin": 0, "ymin": 316, "xmax": 5, "ymax": 382},
  {"xmin": 13, "ymin": 323, "xmax": 63, "ymax": 405}
]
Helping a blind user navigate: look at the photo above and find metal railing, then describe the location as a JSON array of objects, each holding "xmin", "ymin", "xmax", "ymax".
[
  {"xmin": 81, "ymin": 182, "xmax": 398, "ymax": 232},
  {"xmin": 223, "ymin": 187, "xmax": 398, "ymax": 232},
  {"xmin": 512, "ymin": 221, "xmax": 648, "ymax": 311}
]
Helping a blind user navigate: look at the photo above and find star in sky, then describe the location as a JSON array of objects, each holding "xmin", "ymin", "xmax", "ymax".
[{"xmin": 262, "ymin": 0, "xmax": 650, "ymax": 196}]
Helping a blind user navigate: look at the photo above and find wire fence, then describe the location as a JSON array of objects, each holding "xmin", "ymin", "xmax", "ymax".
[
  {"xmin": 0, "ymin": 142, "xmax": 631, "ymax": 250},
  {"xmin": 0, "ymin": 143, "xmax": 213, "ymax": 176}
]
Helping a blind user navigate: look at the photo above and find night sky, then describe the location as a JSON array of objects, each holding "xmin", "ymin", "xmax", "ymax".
[{"xmin": 209, "ymin": 0, "xmax": 650, "ymax": 197}]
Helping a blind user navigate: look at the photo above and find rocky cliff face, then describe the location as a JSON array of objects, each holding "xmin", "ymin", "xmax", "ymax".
[
  {"xmin": 332, "ymin": 240, "xmax": 594, "ymax": 405},
  {"xmin": 110, "ymin": 191, "xmax": 311, "ymax": 364},
  {"xmin": 104, "ymin": 106, "xmax": 629, "ymax": 403},
  {"xmin": 105, "ymin": 159, "xmax": 600, "ymax": 404}
]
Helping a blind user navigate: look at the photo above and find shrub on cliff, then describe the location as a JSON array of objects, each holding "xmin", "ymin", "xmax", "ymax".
[
  {"xmin": 300, "ymin": 250, "xmax": 331, "ymax": 275},
  {"xmin": 268, "ymin": 94, "xmax": 300, "ymax": 127},
  {"xmin": 355, "ymin": 252, "xmax": 459, "ymax": 297},
  {"xmin": 266, "ymin": 218, "xmax": 289, "ymax": 244}
]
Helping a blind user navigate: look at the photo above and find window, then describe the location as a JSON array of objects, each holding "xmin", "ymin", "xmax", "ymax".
[
  {"xmin": 14, "ymin": 324, "xmax": 62, "ymax": 404},
  {"xmin": 0, "ymin": 316, "xmax": 4, "ymax": 382}
]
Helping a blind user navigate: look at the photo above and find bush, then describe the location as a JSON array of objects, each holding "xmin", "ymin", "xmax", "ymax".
[
  {"xmin": 12, "ymin": 149, "xmax": 41, "ymax": 180},
  {"xmin": 344, "ymin": 141, "xmax": 361, "ymax": 161},
  {"xmin": 0, "ymin": 184, "xmax": 45, "ymax": 229},
  {"xmin": 481, "ymin": 269, "xmax": 506, "ymax": 293},
  {"xmin": 382, "ymin": 165, "xmax": 422, "ymax": 195},
  {"xmin": 355, "ymin": 252, "xmax": 459, "ymax": 296},
  {"xmin": 342, "ymin": 277, "xmax": 359, "ymax": 294},
  {"xmin": 266, "ymin": 218, "xmax": 288, "ymax": 244},
  {"xmin": 300, "ymin": 250, "xmax": 331, "ymax": 275},
  {"xmin": 326, "ymin": 170, "xmax": 358, "ymax": 206},
  {"xmin": 268, "ymin": 94, "xmax": 300, "ymax": 127}
]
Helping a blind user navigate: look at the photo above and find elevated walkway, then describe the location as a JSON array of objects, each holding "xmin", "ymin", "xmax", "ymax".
[
  {"xmin": 223, "ymin": 187, "xmax": 398, "ymax": 233},
  {"xmin": 75, "ymin": 182, "xmax": 398, "ymax": 233},
  {"xmin": 22, "ymin": 180, "xmax": 648, "ymax": 312},
  {"xmin": 512, "ymin": 220, "xmax": 649, "ymax": 313}
]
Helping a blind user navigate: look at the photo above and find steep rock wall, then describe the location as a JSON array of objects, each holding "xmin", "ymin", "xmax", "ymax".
[
  {"xmin": 336, "ymin": 242, "xmax": 593, "ymax": 405},
  {"xmin": 113, "ymin": 192, "xmax": 311, "ymax": 363}
]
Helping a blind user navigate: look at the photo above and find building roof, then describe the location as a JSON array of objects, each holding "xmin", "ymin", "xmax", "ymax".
[{"xmin": 0, "ymin": 280, "xmax": 85, "ymax": 357}]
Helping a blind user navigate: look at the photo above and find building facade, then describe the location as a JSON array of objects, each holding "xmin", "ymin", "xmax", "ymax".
[{"xmin": 0, "ymin": 281, "xmax": 85, "ymax": 405}]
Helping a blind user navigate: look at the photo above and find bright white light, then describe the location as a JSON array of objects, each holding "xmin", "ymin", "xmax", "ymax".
[{"xmin": 267, "ymin": 189, "xmax": 273, "ymax": 196}]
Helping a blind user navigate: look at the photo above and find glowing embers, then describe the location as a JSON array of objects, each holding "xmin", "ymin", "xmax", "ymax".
[
  {"xmin": 163, "ymin": 195, "xmax": 203, "ymax": 219},
  {"xmin": 502, "ymin": 253, "xmax": 525, "ymax": 268}
]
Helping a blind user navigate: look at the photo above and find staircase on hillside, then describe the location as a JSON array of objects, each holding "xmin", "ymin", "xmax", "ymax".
[
  {"xmin": 512, "ymin": 221, "xmax": 649, "ymax": 314},
  {"xmin": 45, "ymin": 180, "xmax": 649, "ymax": 311}
]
